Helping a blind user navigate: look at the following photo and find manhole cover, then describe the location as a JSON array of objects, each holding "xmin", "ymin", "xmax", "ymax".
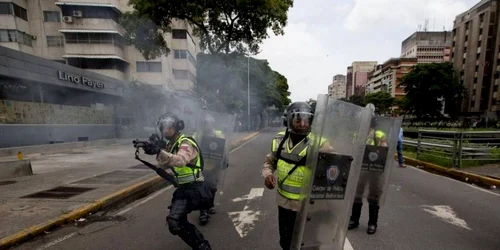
[
  {"xmin": 71, "ymin": 170, "xmax": 149, "ymax": 185},
  {"xmin": 0, "ymin": 180, "xmax": 17, "ymax": 186},
  {"xmin": 21, "ymin": 186, "xmax": 95, "ymax": 199}
]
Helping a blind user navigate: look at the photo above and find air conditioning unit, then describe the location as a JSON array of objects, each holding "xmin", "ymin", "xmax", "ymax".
[
  {"xmin": 63, "ymin": 16, "xmax": 73, "ymax": 23},
  {"xmin": 72, "ymin": 11, "xmax": 83, "ymax": 17}
]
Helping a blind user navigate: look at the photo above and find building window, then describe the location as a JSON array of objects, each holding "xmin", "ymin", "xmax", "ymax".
[
  {"xmin": 173, "ymin": 69, "xmax": 189, "ymax": 79},
  {"xmin": 43, "ymin": 11, "xmax": 60, "ymax": 22},
  {"xmin": 174, "ymin": 50, "xmax": 187, "ymax": 59},
  {"xmin": 64, "ymin": 33, "xmax": 125, "ymax": 48},
  {"xmin": 136, "ymin": 61, "xmax": 162, "ymax": 72},
  {"xmin": 172, "ymin": 29, "xmax": 187, "ymax": 39},
  {"xmin": 47, "ymin": 36, "xmax": 64, "ymax": 47},
  {"xmin": 67, "ymin": 58, "xmax": 127, "ymax": 72},
  {"xmin": 0, "ymin": 3, "xmax": 27, "ymax": 21},
  {"xmin": 0, "ymin": 30, "xmax": 32, "ymax": 46},
  {"xmin": 12, "ymin": 4, "xmax": 27, "ymax": 21},
  {"xmin": 61, "ymin": 6, "xmax": 119, "ymax": 23},
  {"xmin": 0, "ymin": 2, "xmax": 12, "ymax": 14}
]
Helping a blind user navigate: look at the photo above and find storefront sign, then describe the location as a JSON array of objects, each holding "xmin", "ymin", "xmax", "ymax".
[{"xmin": 58, "ymin": 71, "xmax": 105, "ymax": 89}]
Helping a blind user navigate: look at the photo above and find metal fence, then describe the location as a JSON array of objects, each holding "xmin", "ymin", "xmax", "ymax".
[{"xmin": 403, "ymin": 130, "xmax": 500, "ymax": 168}]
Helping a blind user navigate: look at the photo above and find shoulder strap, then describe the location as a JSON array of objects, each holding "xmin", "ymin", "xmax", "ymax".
[
  {"xmin": 173, "ymin": 135, "xmax": 204, "ymax": 170},
  {"xmin": 276, "ymin": 129, "xmax": 308, "ymax": 188}
]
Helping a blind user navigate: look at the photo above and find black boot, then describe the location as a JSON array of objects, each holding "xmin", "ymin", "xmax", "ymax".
[
  {"xmin": 367, "ymin": 204, "xmax": 379, "ymax": 234},
  {"xmin": 348, "ymin": 202, "xmax": 362, "ymax": 230},
  {"xmin": 196, "ymin": 240, "xmax": 212, "ymax": 250},
  {"xmin": 199, "ymin": 210, "xmax": 210, "ymax": 225}
]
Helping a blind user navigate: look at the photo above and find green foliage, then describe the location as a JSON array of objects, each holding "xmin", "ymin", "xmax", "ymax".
[
  {"xmin": 122, "ymin": 0, "xmax": 294, "ymax": 58},
  {"xmin": 398, "ymin": 62, "xmax": 466, "ymax": 119},
  {"xmin": 364, "ymin": 92, "xmax": 396, "ymax": 115},
  {"xmin": 196, "ymin": 53, "xmax": 291, "ymax": 115},
  {"xmin": 341, "ymin": 94, "xmax": 365, "ymax": 106}
]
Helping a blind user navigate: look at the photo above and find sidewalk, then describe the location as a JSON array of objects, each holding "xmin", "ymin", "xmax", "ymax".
[
  {"xmin": 460, "ymin": 164, "xmax": 500, "ymax": 180},
  {"xmin": 0, "ymin": 131, "xmax": 260, "ymax": 249}
]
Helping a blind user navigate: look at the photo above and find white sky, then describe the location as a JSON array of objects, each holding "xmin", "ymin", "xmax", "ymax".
[{"xmin": 255, "ymin": 0, "xmax": 479, "ymax": 102}]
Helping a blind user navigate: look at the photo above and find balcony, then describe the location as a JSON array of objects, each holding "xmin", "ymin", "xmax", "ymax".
[
  {"xmin": 59, "ymin": 18, "xmax": 125, "ymax": 35},
  {"xmin": 64, "ymin": 43, "xmax": 124, "ymax": 59}
]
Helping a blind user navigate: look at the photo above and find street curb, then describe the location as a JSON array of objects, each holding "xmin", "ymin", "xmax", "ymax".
[
  {"xmin": 402, "ymin": 156, "xmax": 500, "ymax": 188},
  {"xmin": 0, "ymin": 131, "xmax": 261, "ymax": 250}
]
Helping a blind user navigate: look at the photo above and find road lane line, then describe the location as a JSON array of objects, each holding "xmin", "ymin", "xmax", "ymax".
[
  {"xmin": 229, "ymin": 133, "xmax": 261, "ymax": 153},
  {"xmin": 34, "ymin": 232, "xmax": 77, "ymax": 250},
  {"xmin": 407, "ymin": 165, "xmax": 500, "ymax": 197}
]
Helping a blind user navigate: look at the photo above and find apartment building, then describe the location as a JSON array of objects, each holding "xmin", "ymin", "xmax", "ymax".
[
  {"xmin": 349, "ymin": 61, "xmax": 378, "ymax": 96},
  {"xmin": 401, "ymin": 31, "xmax": 453, "ymax": 63},
  {"xmin": 328, "ymin": 74, "xmax": 346, "ymax": 99},
  {"xmin": 451, "ymin": 0, "xmax": 500, "ymax": 116},
  {"xmin": 0, "ymin": 0, "xmax": 199, "ymax": 91},
  {"xmin": 346, "ymin": 66, "xmax": 353, "ymax": 97},
  {"xmin": 365, "ymin": 57, "xmax": 417, "ymax": 100}
]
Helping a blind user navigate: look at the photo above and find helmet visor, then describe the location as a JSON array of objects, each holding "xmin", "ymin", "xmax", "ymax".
[
  {"xmin": 287, "ymin": 111, "xmax": 313, "ymax": 135},
  {"xmin": 157, "ymin": 117, "xmax": 176, "ymax": 133}
]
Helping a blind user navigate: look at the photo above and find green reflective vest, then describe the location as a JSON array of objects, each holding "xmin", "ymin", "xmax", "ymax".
[
  {"xmin": 272, "ymin": 131, "xmax": 327, "ymax": 200},
  {"xmin": 170, "ymin": 134, "xmax": 203, "ymax": 184}
]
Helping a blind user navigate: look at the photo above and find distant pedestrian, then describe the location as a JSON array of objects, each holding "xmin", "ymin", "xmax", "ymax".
[{"xmin": 397, "ymin": 127, "xmax": 404, "ymax": 168}]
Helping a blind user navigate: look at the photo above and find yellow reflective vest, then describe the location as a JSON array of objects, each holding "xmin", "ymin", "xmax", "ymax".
[{"xmin": 170, "ymin": 134, "xmax": 203, "ymax": 184}]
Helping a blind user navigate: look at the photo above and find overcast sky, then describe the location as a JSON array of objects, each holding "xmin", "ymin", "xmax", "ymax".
[{"xmin": 255, "ymin": 0, "xmax": 479, "ymax": 102}]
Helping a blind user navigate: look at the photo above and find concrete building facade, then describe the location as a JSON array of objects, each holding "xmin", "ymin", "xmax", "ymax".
[
  {"xmin": 328, "ymin": 74, "xmax": 346, "ymax": 99},
  {"xmin": 401, "ymin": 31, "xmax": 453, "ymax": 63},
  {"xmin": 350, "ymin": 61, "xmax": 377, "ymax": 96},
  {"xmin": 0, "ymin": 0, "xmax": 199, "ymax": 91},
  {"xmin": 346, "ymin": 66, "xmax": 353, "ymax": 97},
  {"xmin": 451, "ymin": 0, "xmax": 500, "ymax": 117},
  {"xmin": 365, "ymin": 58, "xmax": 418, "ymax": 100}
]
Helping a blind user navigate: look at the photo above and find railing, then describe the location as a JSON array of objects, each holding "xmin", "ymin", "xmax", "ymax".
[{"xmin": 403, "ymin": 130, "xmax": 500, "ymax": 168}]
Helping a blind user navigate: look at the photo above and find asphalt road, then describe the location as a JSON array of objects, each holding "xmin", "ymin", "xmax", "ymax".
[{"xmin": 14, "ymin": 129, "xmax": 500, "ymax": 250}]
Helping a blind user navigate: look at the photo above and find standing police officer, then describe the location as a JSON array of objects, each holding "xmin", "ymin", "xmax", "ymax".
[
  {"xmin": 348, "ymin": 117, "xmax": 387, "ymax": 234},
  {"xmin": 261, "ymin": 102, "xmax": 333, "ymax": 250},
  {"xmin": 143, "ymin": 113, "xmax": 213, "ymax": 250}
]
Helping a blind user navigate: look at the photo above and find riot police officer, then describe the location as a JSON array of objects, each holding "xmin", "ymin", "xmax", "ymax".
[
  {"xmin": 348, "ymin": 117, "xmax": 387, "ymax": 234},
  {"xmin": 143, "ymin": 113, "xmax": 213, "ymax": 250},
  {"xmin": 194, "ymin": 114, "xmax": 227, "ymax": 225},
  {"xmin": 261, "ymin": 102, "xmax": 333, "ymax": 250}
]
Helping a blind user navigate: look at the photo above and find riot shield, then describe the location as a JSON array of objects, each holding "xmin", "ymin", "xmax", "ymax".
[
  {"xmin": 194, "ymin": 110, "xmax": 235, "ymax": 187},
  {"xmin": 290, "ymin": 94, "xmax": 372, "ymax": 250},
  {"xmin": 355, "ymin": 116, "xmax": 402, "ymax": 207}
]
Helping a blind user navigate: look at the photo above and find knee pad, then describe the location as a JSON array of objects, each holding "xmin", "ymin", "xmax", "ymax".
[{"xmin": 166, "ymin": 216, "xmax": 181, "ymax": 235}]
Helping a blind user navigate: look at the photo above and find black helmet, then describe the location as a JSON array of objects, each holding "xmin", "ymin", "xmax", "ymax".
[
  {"xmin": 157, "ymin": 113, "xmax": 185, "ymax": 133},
  {"xmin": 283, "ymin": 102, "xmax": 314, "ymax": 135}
]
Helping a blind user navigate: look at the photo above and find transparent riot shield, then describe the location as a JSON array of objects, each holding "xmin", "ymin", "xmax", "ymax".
[
  {"xmin": 194, "ymin": 110, "xmax": 235, "ymax": 187},
  {"xmin": 355, "ymin": 116, "xmax": 402, "ymax": 207},
  {"xmin": 290, "ymin": 94, "xmax": 372, "ymax": 250}
]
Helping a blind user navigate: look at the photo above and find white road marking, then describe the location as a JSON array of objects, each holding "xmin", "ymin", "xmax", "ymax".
[
  {"xmin": 344, "ymin": 237, "xmax": 355, "ymax": 250},
  {"xmin": 407, "ymin": 165, "xmax": 500, "ymax": 197},
  {"xmin": 232, "ymin": 188, "xmax": 265, "ymax": 202},
  {"xmin": 229, "ymin": 133, "xmax": 261, "ymax": 153},
  {"xmin": 228, "ymin": 209, "xmax": 262, "ymax": 238},
  {"xmin": 422, "ymin": 205, "xmax": 472, "ymax": 230},
  {"xmin": 34, "ymin": 232, "xmax": 77, "ymax": 250},
  {"xmin": 114, "ymin": 185, "xmax": 173, "ymax": 216}
]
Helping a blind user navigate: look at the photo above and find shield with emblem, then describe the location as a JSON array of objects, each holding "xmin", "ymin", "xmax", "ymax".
[
  {"xmin": 356, "ymin": 115, "xmax": 402, "ymax": 207},
  {"xmin": 193, "ymin": 110, "xmax": 235, "ymax": 186},
  {"xmin": 290, "ymin": 94, "xmax": 373, "ymax": 250}
]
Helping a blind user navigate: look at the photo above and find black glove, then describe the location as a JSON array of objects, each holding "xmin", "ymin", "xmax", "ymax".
[{"xmin": 144, "ymin": 142, "xmax": 161, "ymax": 155}]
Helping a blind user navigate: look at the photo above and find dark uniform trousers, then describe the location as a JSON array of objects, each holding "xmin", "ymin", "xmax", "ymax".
[
  {"xmin": 278, "ymin": 206, "xmax": 297, "ymax": 250},
  {"xmin": 351, "ymin": 174, "xmax": 382, "ymax": 226}
]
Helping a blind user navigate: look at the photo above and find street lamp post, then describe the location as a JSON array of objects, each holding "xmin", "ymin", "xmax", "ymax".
[{"xmin": 247, "ymin": 54, "xmax": 250, "ymax": 132}]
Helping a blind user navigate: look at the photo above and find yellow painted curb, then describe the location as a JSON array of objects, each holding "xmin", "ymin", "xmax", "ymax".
[
  {"xmin": 0, "ymin": 175, "xmax": 163, "ymax": 250},
  {"xmin": 401, "ymin": 155, "xmax": 500, "ymax": 187},
  {"xmin": 0, "ymin": 131, "xmax": 262, "ymax": 249}
]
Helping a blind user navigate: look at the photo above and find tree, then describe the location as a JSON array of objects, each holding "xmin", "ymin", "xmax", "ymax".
[
  {"xmin": 121, "ymin": 0, "xmax": 294, "ymax": 59},
  {"xmin": 398, "ymin": 62, "xmax": 466, "ymax": 119},
  {"xmin": 306, "ymin": 98, "xmax": 317, "ymax": 113},
  {"xmin": 343, "ymin": 94, "xmax": 365, "ymax": 106},
  {"xmin": 196, "ymin": 53, "xmax": 291, "ymax": 115},
  {"xmin": 364, "ymin": 92, "xmax": 395, "ymax": 115}
]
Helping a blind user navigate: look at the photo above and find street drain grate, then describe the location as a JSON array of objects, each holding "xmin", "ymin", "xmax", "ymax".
[
  {"xmin": 0, "ymin": 180, "xmax": 17, "ymax": 186},
  {"xmin": 70, "ymin": 170, "xmax": 150, "ymax": 185},
  {"xmin": 21, "ymin": 186, "xmax": 95, "ymax": 199},
  {"xmin": 128, "ymin": 164, "xmax": 150, "ymax": 170}
]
